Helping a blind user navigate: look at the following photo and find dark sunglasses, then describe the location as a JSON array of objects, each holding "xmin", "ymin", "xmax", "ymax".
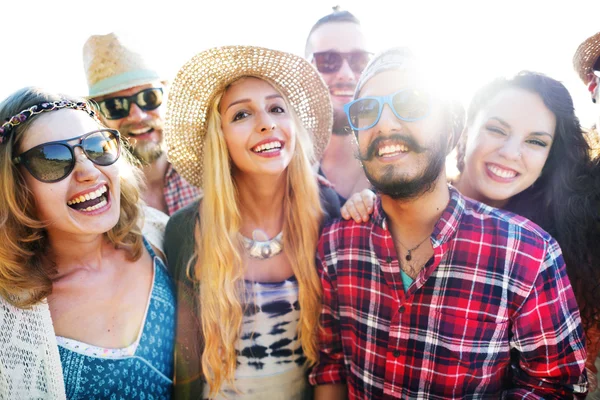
[
  {"xmin": 312, "ymin": 51, "xmax": 372, "ymax": 74},
  {"xmin": 344, "ymin": 89, "xmax": 431, "ymax": 131},
  {"xmin": 96, "ymin": 88, "xmax": 163, "ymax": 120},
  {"xmin": 14, "ymin": 129, "xmax": 121, "ymax": 183}
]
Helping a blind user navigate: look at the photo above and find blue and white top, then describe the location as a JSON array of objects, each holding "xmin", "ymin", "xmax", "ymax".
[
  {"xmin": 208, "ymin": 276, "xmax": 309, "ymax": 399},
  {"xmin": 57, "ymin": 238, "xmax": 176, "ymax": 400}
]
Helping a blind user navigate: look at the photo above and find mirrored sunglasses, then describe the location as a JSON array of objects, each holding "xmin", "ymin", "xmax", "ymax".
[
  {"xmin": 13, "ymin": 129, "xmax": 121, "ymax": 183},
  {"xmin": 96, "ymin": 88, "xmax": 163, "ymax": 120},
  {"xmin": 344, "ymin": 89, "xmax": 431, "ymax": 131}
]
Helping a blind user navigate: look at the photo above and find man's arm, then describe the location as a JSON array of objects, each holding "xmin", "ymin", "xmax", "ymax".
[
  {"xmin": 309, "ymin": 231, "xmax": 348, "ymax": 398},
  {"xmin": 505, "ymin": 238, "xmax": 588, "ymax": 399}
]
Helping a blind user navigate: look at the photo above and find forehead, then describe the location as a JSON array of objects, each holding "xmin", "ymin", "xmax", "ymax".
[
  {"xmin": 221, "ymin": 77, "xmax": 279, "ymax": 104},
  {"xmin": 309, "ymin": 22, "xmax": 367, "ymax": 53},
  {"xmin": 476, "ymin": 88, "xmax": 555, "ymax": 131},
  {"xmin": 93, "ymin": 82, "xmax": 163, "ymax": 102},
  {"xmin": 21, "ymin": 109, "xmax": 102, "ymax": 151},
  {"xmin": 359, "ymin": 69, "xmax": 424, "ymax": 97}
]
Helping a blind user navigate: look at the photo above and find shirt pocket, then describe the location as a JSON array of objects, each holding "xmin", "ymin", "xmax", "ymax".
[{"xmin": 430, "ymin": 311, "xmax": 510, "ymax": 391}]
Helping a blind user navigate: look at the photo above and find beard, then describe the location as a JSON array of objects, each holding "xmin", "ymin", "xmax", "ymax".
[
  {"xmin": 120, "ymin": 118, "xmax": 165, "ymax": 165},
  {"xmin": 358, "ymin": 133, "xmax": 446, "ymax": 200}
]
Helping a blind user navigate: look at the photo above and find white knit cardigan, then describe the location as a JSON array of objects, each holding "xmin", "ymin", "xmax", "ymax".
[{"xmin": 0, "ymin": 206, "xmax": 168, "ymax": 399}]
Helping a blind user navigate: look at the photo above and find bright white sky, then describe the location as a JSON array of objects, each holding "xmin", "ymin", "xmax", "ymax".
[{"xmin": 2, "ymin": 0, "xmax": 598, "ymax": 126}]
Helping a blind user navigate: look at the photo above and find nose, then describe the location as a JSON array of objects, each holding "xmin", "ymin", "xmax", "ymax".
[
  {"xmin": 335, "ymin": 59, "xmax": 357, "ymax": 83},
  {"xmin": 373, "ymin": 103, "xmax": 403, "ymax": 134},
  {"xmin": 257, "ymin": 112, "xmax": 276, "ymax": 133},
  {"xmin": 497, "ymin": 137, "xmax": 522, "ymax": 161},
  {"xmin": 124, "ymin": 102, "xmax": 147, "ymax": 122},
  {"xmin": 72, "ymin": 148, "xmax": 102, "ymax": 182}
]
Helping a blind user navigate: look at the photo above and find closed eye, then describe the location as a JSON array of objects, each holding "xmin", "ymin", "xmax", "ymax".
[{"xmin": 486, "ymin": 126, "xmax": 507, "ymax": 136}]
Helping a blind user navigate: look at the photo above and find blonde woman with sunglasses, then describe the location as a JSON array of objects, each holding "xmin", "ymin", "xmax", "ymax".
[{"xmin": 0, "ymin": 87, "xmax": 176, "ymax": 399}]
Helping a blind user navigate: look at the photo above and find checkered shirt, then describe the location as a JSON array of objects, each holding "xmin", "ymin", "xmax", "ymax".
[
  {"xmin": 309, "ymin": 187, "xmax": 588, "ymax": 399},
  {"xmin": 163, "ymin": 164, "xmax": 201, "ymax": 216}
]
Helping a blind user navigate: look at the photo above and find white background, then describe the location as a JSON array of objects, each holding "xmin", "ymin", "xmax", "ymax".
[{"xmin": 1, "ymin": 0, "xmax": 598, "ymax": 126}]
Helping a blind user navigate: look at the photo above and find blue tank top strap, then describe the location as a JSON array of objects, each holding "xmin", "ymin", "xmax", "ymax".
[{"xmin": 142, "ymin": 236, "xmax": 157, "ymax": 259}]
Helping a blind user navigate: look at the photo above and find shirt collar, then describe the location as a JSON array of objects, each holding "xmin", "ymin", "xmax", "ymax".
[{"xmin": 372, "ymin": 185, "xmax": 465, "ymax": 246}]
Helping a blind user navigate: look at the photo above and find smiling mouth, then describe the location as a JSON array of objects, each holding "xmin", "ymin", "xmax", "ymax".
[
  {"xmin": 251, "ymin": 140, "xmax": 283, "ymax": 154},
  {"xmin": 331, "ymin": 89, "xmax": 354, "ymax": 97},
  {"xmin": 377, "ymin": 143, "xmax": 409, "ymax": 158},
  {"xmin": 67, "ymin": 185, "xmax": 109, "ymax": 212},
  {"xmin": 128, "ymin": 127, "xmax": 153, "ymax": 137},
  {"xmin": 487, "ymin": 164, "xmax": 518, "ymax": 179}
]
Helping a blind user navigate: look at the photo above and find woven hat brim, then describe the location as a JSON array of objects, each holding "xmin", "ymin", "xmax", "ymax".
[
  {"xmin": 573, "ymin": 31, "xmax": 600, "ymax": 84},
  {"xmin": 164, "ymin": 46, "xmax": 333, "ymax": 188}
]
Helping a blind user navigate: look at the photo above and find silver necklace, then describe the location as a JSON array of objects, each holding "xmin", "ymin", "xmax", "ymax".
[{"xmin": 241, "ymin": 231, "xmax": 283, "ymax": 260}]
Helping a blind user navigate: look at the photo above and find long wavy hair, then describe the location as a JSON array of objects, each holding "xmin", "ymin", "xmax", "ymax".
[
  {"xmin": 0, "ymin": 87, "xmax": 144, "ymax": 308},
  {"xmin": 456, "ymin": 71, "xmax": 600, "ymax": 332},
  {"xmin": 192, "ymin": 78, "xmax": 324, "ymax": 396}
]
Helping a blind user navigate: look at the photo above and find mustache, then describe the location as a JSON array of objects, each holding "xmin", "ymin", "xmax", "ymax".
[{"xmin": 357, "ymin": 134, "xmax": 427, "ymax": 162}]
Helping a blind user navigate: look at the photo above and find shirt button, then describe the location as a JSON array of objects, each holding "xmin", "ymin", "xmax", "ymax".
[
  {"xmin": 393, "ymin": 350, "xmax": 401, "ymax": 357},
  {"xmin": 399, "ymin": 306, "xmax": 406, "ymax": 313},
  {"xmin": 386, "ymin": 256, "xmax": 392, "ymax": 263}
]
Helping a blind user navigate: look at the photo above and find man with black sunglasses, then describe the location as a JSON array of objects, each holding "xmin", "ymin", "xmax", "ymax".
[
  {"xmin": 83, "ymin": 32, "xmax": 200, "ymax": 216},
  {"xmin": 305, "ymin": 7, "xmax": 372, "ymax": 204}
]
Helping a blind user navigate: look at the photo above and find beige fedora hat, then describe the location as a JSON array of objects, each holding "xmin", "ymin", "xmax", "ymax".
[
  {"xmin": 573, "ymin": 31, "xmax": 600, "ymax": 84},
  {"xmin": 164, "ymin": 45, "xmax": 333, "ymax": 188},
  {"xmin": 83, "ymin": 32, "xmax": 163, "ymax": 98}
]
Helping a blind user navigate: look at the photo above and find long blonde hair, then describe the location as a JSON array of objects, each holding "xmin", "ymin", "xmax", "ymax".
[
  {"xmin": 0, "ymin": 87, "xmax": 144, "ymax": 308},
  {"xmin": 193, "ymin": 80, "xmax": 323, "ymax": 396}
]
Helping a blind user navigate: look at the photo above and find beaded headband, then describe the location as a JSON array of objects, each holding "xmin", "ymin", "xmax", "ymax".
[{"xmin": 0, "ymin": 100, "xmax": 99, "ymax": 144}]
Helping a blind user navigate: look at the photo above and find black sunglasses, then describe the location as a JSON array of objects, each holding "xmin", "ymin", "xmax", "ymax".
[
  {"xmin": 96, "ymin": 88, "xmax": 163, "ymax": 120},
  {"xmin": 14, "ymin": 129, "xmax": 121, "ymax": 183},
  {"xmin": 312, "ymin": 51, "xmax": 372, "ymax": 74}
]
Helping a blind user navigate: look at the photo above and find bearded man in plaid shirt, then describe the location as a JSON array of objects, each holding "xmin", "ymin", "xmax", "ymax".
[{"xmin": 309, "ymin": 47, "xmax": 588, "ymax": 399}]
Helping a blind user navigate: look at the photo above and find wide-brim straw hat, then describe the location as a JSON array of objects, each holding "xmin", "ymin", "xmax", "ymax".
[
  {"xmin": 573, "ymin": 31, "xmax": 600, "ymax": 84},
  {"xmin": 165, "ymin": 45, "xmax": 333, "ymax": 188},
  {"xmin": 83, "ymin": 32, "xmax": 164, "ymax": 98}
]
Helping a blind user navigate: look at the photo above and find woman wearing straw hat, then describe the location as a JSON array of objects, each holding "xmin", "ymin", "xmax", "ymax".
[
  {"xmin": 0, "ymin": 87, "xmax": 176, "ymax": 399},
  {"xmin": 163, "ymin": 46, "xmax": 340, "ymax": 399},
  {"xmin": 343, "ymin": 70, "xmax": 600, "ymax": 395}
]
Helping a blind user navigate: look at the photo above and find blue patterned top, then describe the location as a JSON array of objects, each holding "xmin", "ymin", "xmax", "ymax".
[{"xmin": 57, "ymin": 238, "xmax": 176, "ymax": 399}]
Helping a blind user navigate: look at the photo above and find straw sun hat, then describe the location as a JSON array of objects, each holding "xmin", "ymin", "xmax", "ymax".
[
  {"xmin": 164, "ymin": 46, "xmax": 333, "ymax": 188},
  {"xmin": 83, "ymin": 32, "xmax": 164, "ymax": 98},
  {"xmin": 573, "ymin": 31, "xmax": 600, "ymax": 84}
]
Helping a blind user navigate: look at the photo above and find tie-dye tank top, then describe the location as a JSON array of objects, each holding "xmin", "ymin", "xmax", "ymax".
[{"xmin": 57, "ymin": 238, "xmax": 176, "ymax": 399}]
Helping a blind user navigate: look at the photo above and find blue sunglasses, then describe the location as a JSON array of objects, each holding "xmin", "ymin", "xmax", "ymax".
[{"xmin": 344, "ymin": 89, "xmax": 431, "ymax": 131}]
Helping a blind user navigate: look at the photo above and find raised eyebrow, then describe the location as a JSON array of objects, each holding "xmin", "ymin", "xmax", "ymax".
[{"xmin": 225, "ymin": 94, "xmax": 283, "ymax": 112}]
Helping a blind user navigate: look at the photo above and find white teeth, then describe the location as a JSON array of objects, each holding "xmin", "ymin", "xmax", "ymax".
[
  {"xmin": 253, "ymin": 141, "xmax": 282, "ymax": 153},
  {"xmin": 81, "ymin": 198, "xmax": 108, "ymax": 212},
  {"xmin": 67, "ymin": 185, "xmax": 107, "ymax": 205},
  {"xmin": 129, "ymin": 127, "xmax": 152, "ymax": 135},
  {"xmin": 378, "ymin": 144, "xmax": 408, "ymax": 157},
  {"xmin": 488, "ymin": 165, "xmax": 517, "ymax": 179}
]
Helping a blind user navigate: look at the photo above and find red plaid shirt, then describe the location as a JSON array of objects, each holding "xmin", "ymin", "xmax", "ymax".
[
  {"xmin": 309, "ymin": 187, "xmax": 588, "ymax": 399},
  {"xmin": 163, "ymin": 164, "xmax": 201, "ymax": 216}
]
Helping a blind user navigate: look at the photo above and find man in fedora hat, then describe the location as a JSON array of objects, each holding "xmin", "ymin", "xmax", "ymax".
[
  {"xmin": 83, "ymin": 32, "xmax": 200, "ymax": 216},
  {"xmin": 573, "ymin": 30, "xmax": 600, "ymax": 399},
  {"xmin": 310, "ymin": 47, "xmax": 588, "ymax": 399},
  {"xmin": 305, "ymin": 7, "xmax": 372, "ymax": 204}
]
